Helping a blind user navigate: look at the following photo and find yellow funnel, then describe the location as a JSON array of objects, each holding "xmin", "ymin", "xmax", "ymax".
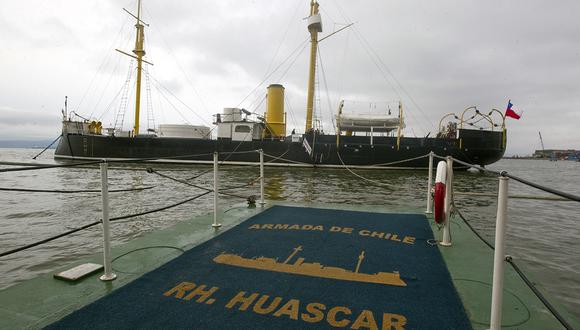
[{"xmin": 265, "ymin": 84, "xmax": 286, "ymax": 138}]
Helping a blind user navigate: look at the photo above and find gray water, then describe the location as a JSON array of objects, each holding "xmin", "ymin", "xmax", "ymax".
[{"xmin": 0, "ymin": 148, "xmax": 579, "ymax": 320}]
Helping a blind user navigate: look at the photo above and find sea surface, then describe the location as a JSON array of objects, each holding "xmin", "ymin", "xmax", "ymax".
[{"xmin": 0, "ymin": 148, "xmax": 579, "ymax": 321}]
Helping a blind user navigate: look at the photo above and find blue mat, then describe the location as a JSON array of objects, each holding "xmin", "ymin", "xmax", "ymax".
[{"xmin": 48, "ymin": 206, "xmax": 471, "ymax": 329}]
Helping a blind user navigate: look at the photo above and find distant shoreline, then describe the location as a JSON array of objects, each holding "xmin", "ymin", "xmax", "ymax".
[{"xmin": 0, "ymin": 140, "xmax": 56, "ymax": 149}]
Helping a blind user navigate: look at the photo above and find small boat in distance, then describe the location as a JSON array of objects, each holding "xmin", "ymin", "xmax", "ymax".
[{"xmin": 54, "ymin": 0, "xmax": 506, "ymax": 168}]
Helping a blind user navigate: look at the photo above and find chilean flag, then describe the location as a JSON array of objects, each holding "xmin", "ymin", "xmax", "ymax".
[{"xmin": 505, "ymin": 100, "xmax": 522, "ymax": 120}]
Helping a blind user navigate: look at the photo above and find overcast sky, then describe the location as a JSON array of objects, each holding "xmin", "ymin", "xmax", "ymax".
[{"xmin": 1, "ymin": 0, "xmax": 579, "ymax": 155}]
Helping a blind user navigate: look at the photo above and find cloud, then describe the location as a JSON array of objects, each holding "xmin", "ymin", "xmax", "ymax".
[{"xmin": 1, "ymin": 0, "xmax": 579, "ymax": 156}]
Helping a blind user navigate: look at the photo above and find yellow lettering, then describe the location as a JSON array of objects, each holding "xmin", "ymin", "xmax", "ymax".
[
  {"xmin": 252, "ymin": 295, "xmax": 282, "ymax": 315},
  {"xmin": 274, "ymin": 224, "xmax": 289, "ymax": 230},
  {"xmin": 370, "ymin": 231, "xmax": 385, "ymax": 239},
  {"xmin": 390, "ymin": 235, "xmax": 401, "ymax": 242},
  {"xmin": 383, "ymin": 233, "xmax": 392, "ymax": 240},
  {"xmin": 163, "ymin": 281, "xmax": 196, "ymax": 299},
  {"xmin": 359, "ymin": 230, "xmax": 371, "ymax": 236},
  {"xmin": 313, "ymin": 225, "xmax": 324, "ymax": 231},
  {"xmin": 302, "ymin": 225, "xmax": 313, "ymax": 230},
  {"xmin": 402, "ymin": 236, "xmax": 415, "ymax": 244},
  {"xmin": 302, "ymin": 302, "xmax": 326, "ymax": 323},
  {"xmin": 288, "ymin": 224, "xmax": 300, "ymax": 230},
  {"xmin": 183, "ymin": 285, "xmax": 219, "ymax": 303},
  {"xmin": 248, "ymin": 224, "xmax": 260, "ymax": 229},
  {"xmin": 382, "ymin": 313, "xmax": 407, "ymax": 330},
  {"xmin": 352, "ymin": 310, "xmax": 378, "ymax": 330},
  {"xmin": 262, "ymin": 224, "xmax": 273, "ymax": 229},
  {"xmin": 342, "ymin": 227, "xmax": 353, "ymax": 234},
  {"xmin": 327, "ymin": 306, "xmax": 352, "ymax": 327},
  {"xmin": 273, "ymin": 299, "xmax": 300, "ymax": 320},
  {"xmin": 330, "ymin": 226, "xmax": 342, "ymax": 232},
  {"xmin": 225, "ymin": 291, "xmax": 259, "ymax": 311}
]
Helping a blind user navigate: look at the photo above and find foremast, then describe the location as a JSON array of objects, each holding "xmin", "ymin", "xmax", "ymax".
[{"xmin": 305, "ymin": 0, "xmax": 322, "ymax": 132}]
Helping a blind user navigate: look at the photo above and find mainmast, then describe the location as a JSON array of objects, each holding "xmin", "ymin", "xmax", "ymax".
[
  {"xmin": 132, "ymin": 0, "xmax": 145, "ymax": 136},
  {"xmin": 116, "ymin": 0, "xmax": 152, "ymax": 136},
  {"xmin": 305, "ymin": 0, "xmax": 322, "ymax": 132}
]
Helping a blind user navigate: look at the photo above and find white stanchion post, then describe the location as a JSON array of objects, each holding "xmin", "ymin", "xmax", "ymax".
[
  {"xmin": 426, "ymin": 151, "xmax": 434, "ymax": 214},
  {"xmin": 212, "ymin": 152, "xmax": 221, "ymax": 229},
  {"xmin": 99, "ymin": 161, "xmax": 116, "ymax": 281},
  {"xmin": 259, "ymin": 149, "xmax": 265, "ymax": 206},
  {"xmin": 440, "ymin": 156, "xmax": 453, "ymax": 246},
  {"xmin": 490, "ymin": 176, "xmax": 509, "ymax": 330}
]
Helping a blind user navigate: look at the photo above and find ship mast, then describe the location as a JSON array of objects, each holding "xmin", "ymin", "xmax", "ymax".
[
  {"xmin": 116, "ymin": 0, "xmax": 152, "ymax": 136},
  {"xmin": 132, "ymin": 0, "xmax": 146, "ymax": 136},
  {"xmin": 305, "ymin": 0, "xmax": 322, "ymax": 132}
]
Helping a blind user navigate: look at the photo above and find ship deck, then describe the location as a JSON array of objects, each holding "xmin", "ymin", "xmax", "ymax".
[{"xmin": 0, "ymin": 203, "xmax": 575, "ymax": 329}]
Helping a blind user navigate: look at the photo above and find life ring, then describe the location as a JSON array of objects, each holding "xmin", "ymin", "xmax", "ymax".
[{"xmin": 434, "ymin": 161, "xmax": 447, "ymax": 224}]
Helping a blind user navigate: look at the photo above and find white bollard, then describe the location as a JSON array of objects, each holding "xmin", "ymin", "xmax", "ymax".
[
  {"xmin": 99, "ymin": 161, "xmax": 117, "ymax": 281},
  {"xmin": 440, "ymin": 156, "xmax": 453, "ymax": 246},
  {"xmin": 212, "ymin": 152, "xmax": 221, "ymax": 229},
  {"xmin": 259, "ymin": 149, "xmax": 265, "ymax": 206},
  {"xmin": 426, "ymin": 151, "xmax": 434, "ymax": 214},
  {"xmin": 490, "ymin": 176, "xmax": 509, "ymax": 330}
]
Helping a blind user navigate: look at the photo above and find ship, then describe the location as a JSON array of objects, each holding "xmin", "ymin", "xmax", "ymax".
[
  {"xmin": 213, "ymin": 246, "xmax": 407, "ymax": 287},
  {"xmin": 54, "ymin": 0, "xmax": 506, "ymax": 168}
]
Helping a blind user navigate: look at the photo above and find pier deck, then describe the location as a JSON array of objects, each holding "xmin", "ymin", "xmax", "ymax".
[{"xmin": 0, "ymin": 203, "xmax": 575, "ymax": 329}]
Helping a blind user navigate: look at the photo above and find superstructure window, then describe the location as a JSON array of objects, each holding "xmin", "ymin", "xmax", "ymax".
[{"xmin": 235, "ymin": 125, "xmax": 251, "ymax": 133}]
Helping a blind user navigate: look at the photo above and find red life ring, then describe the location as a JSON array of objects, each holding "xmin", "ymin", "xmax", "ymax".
[{"xmin": 434, "ymin": 161, "xmax": 447, "ymax": 224}]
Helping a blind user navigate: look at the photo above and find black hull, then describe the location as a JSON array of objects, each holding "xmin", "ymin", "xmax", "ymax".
[{"xmin": 54, "ymin": 129, "xmax": 505, "ymax": 169}]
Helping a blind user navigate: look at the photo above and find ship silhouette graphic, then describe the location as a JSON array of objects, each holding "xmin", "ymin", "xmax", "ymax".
[{"xmin": 213, "ymin": 246, "xmax": 406, "ymax": 287}]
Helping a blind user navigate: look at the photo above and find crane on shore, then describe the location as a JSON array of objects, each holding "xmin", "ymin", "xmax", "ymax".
[{"xmin": 538, "ymin": 132, "xmax": 546, "ymax": 158}]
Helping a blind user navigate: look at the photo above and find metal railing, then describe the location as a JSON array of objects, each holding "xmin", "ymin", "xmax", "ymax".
[
  {"xmin": 1, "ymin": 148, "xmax": 577, "ymax": 329},
  {"xmin": 425, "ymin": 152, "xmax": 577, "ymax": 330},
  {"xmin": 0, "ymin": 149, "xmax": 266, "ymax": 283}
]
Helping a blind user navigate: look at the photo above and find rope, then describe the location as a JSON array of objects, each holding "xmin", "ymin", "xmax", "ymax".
[
  {"xmin": 184, "ymin": 169, "xmax": 213, "ymax": 181},
  {"xmin": 0, "ymin": 191, "xmax": 211, "ymax": 258},
  {"xmin": 0, "ymin": 186, "xmax": 154, "ymax": 194},
  {"xmin": 433, "ymin": 153, "xmax": 580, "ymax": 202},
  {"xmin": 32, "ymin": 135, "xmax": 62, "ymax": 160},
  {"xmin": 505, "ymin": 257, "xmax": 574, "ymax": 330},
  {"xmin": 262, "ymin": 151, "xmax": 312, "ymax": 165},
  {"xmin": 147, "ymin": 169, "xmax": 256, "ymax": 200},
  {"xmin": 110, "ymin": 191, "xmax": 211, "ymax": 223},
  {"xmin": 454, "ymin": 191, "xmax": 572, "ymax": 202},
  {"xmin": 372, "ymin": 153, "xmax": 431, "ymax": 167},
  {"xmin": 501, "ymin": 171, "xmax": 580, "ymax": 203},
  {"xmin": 0, "ymin": 160, "xmax": 103, "ymax": 173},
  {"xmin": 452, "ymin": 202, "xmax": 573, "ymax": 329},
  {"xmin": 0, "ymin": 221, "xmax": 101, "ymax": 258},
  {"xmin": 432, "ymin": 154, "xmax": 491, "ymax": 173},
  {"xmin": 336, "ymin": 152, "xmax": 393, "ymax": 189}
]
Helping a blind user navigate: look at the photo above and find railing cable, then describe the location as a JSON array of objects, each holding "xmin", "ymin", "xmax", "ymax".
[
  {"xmin": 0, "ymin": 186, "xmax": 154, "ymax": 194},
  {"xmin": 0, "ymin": 191, "xmax": 210, "ymax": 258},
  {"xmin": 452, "ymin": 202, "xmax": 573, "ymax": 329},
  {"xmin": 501, "ymin": 171, "xmax": 580, "ymax": 203}
]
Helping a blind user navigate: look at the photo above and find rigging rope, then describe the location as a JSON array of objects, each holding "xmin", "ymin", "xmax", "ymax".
[{"xmin": 236, "ymin": 38, "xmax": 309, "ymax": 108}]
